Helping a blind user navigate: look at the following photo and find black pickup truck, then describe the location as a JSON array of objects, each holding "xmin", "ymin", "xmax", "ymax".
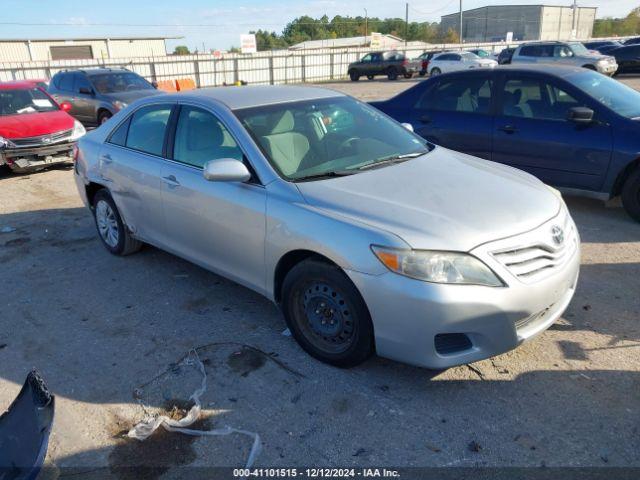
[{"xmin": 347, "ymin": 51, "xmax": 420, "ymax": 81}]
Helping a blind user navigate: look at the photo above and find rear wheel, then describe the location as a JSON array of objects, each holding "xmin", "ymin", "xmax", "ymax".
[
  {"xmin": 93, "ymin": 189, "xmax": 142, "ymax": 255},
  {"xmin": 430, "ymin": 67, "xmax": 441, "ymax": 76},
  {"xmin": 281, "ymin": 259, "xmax": 374, "ymax": 368},
  {"xmin": 349, "ymin": 70, "xmax": 360, "ymax": 82},
  {"xmin": 387, "ymin": 67, "xmax": 398, "ymax": 81},
  {"xmin": 98, "ymin": 110, "xmax": 112, "ymax": 125},
  {"xmin": 621, "ymin": 166, "xmax": 640, "ymax": 222},
  {"xmin": 404, "ymin": 72, "xmax": 413, "ymax": 79}
]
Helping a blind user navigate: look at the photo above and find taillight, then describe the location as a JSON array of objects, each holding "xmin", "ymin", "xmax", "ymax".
[
  {"xmin": 402, "ymin": 59, "xmax": 409, "ymax": 66},
  {"xmin": 423, "ymin": 60, "xmax": 429, "ymax": 70}
]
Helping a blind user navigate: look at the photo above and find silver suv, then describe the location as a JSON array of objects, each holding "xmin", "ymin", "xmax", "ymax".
[{"xmin": 512, "ymin": 41, "xmax": 618, "ymax": 76}]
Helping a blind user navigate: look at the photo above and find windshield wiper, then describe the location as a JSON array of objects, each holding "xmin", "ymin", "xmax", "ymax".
[
  {"xmin": 292, "ymin": 170, "xmax": 358, "ymax": 182},
  {"xmin": 354, "ymin": 151, "xmax": 426, "ymax": 171}
]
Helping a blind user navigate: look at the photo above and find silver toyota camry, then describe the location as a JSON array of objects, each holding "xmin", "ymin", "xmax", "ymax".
[{"xmin": 74, "ymin": 85, "xmax": 580, "ymax": 369}]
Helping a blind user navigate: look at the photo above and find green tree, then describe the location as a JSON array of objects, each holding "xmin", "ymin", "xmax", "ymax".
[{"xmin": 173, "ymin": 45, "xmax": 190, "ymax": 55}]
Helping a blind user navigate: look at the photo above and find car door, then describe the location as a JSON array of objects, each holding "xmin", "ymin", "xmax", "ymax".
[
  {"xmin": 492, "ymin": 73, "xmax": 612, "ymax": 190},
  {"xmin": 70, "ymin": 73, "xmax": 95, "ymax": 124},
  {"xmin": 402, "ymin": 72, "xmax": 494, "ymax": 159},
  {"xmin": 160, "ymin": 103, "xmax": 267, "ymax": 292},
  {"xmin": 98, "ymin": 102, "xmax": 173, "ymax": 243},
  {"xmin": 49, "ymin": 73, "xmax": 76, "ymax": 114},
  {"xmin": 370, "ymin": 53, "xmax": 384, "ymax": 75}
]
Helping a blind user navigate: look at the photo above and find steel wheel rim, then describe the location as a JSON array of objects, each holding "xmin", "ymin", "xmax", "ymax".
[
  {"xmin": 298, "ymin": 282, "xmax": 355, "ymax": 354},
  {"xmin": 95, "ymin": 200, "xmax": 119, "ymax": 248}
]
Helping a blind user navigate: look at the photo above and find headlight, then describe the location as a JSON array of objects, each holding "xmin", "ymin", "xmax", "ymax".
[
  {"xmin": 70, "ymin": 120, "xmax": 86, "ymax": 141},
  {"xmin": 112, "ymin": 100, "xmax": 128, "ymax": 111},
  {"xmin": 0, "ymin": 136, "xmax": 14, "ymax": 149},
  {"xmin": 371, "ymin": 246, "xmax": 503, "ymax": 286}
]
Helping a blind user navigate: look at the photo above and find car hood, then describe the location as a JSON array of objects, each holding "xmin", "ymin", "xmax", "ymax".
[
  {"xmin": 296, "ymin": 147, "xmax": 561, "ymax": 252},
  {"xmin": 101, "ymin": 89, "xmax": 165, "ymax": 103},
  {"xmin": 0, "ymin": 110, "xmax": 75, "ymax": 139}
]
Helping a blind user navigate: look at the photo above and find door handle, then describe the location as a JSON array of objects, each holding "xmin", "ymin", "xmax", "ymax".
[
  {"xmin": 162, "ymin": 174, "xmax": 180, "ymax": 188},
  {"xmin": 498, "ymin": 125, "xmax": 518, "ymax": 134},
  {"xmin": 99, "ymin": 154, "xmax": 113, "ymax": 164}
]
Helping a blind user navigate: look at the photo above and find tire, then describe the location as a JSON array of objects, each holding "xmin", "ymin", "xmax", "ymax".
[
  {"xmin": 430, "ymin": 67, "xmax": 441, "ymax": 76},
  {"xmin": 98, "ymin": 110, "xmax": 112, "ymax": 125},
  {"xmin": 404, "ymin": 73, "xmax": 413, "ymax": 79},
  {"xmin": 366, "ymin": 75, "xmax": 375, "ymax": 80},
  {"xmin": 621, "ymin": 166, "xmax": 640, "ymax": 222},
  {"xmin": 419, "ymin": 71, "xmax": 426, "ymax": 77},
  {"xmin": 387, "ymin": 67, "xmax": 398, "ymax": 81},
  {"xmin": 281, "ymin": 259, "xmax": 374, "ymax": 368},
  {"xmin": 92, "ymin": 189, "xmax": 142, "ymax": 255},
  {"xmin": 349, "ymin": 71, "xmax": 360, "ymax": 82}
]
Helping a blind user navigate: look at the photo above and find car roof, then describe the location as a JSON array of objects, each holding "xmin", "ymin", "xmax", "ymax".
[
  {"xmin": 55, "ymin": 68, "xmax": 132, "ymax": 76},
  {"xmin": 0, "ymin": 80, "xmax": 42, "ymax": 90},
  {"xmin": 161, "ymin": 85, "xmax": 346, "ymax": 110},
  {"xmin": 436, "ymin": 64, "xmax": 587, "ymax": 77}
]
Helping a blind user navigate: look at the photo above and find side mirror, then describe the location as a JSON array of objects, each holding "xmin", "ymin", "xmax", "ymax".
[
  {"xmin": 568, "ymin": 107, "xmax": 594, "ymax": 124},
  {"xmin": 203, "ymin": 158, "xmax": 251, "ymax": 182},
  {"xmin": 401, "ymin": 122, "xmax": 414, "ymax": 132},
  {"xmin": 151, "ymin": 81, "xmax": 159, "ymax": 89},
  {"xmin": 59, "ymin": 101, "xmax": 72, "ymax": 112},
  {"xmin": 78, "ymin": 87, "xmax": 94, "ymax": 95}
]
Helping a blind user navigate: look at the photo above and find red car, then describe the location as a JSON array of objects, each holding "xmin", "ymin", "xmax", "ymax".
[{"xmin": 0, "ymin": 81, "xmax": 85, "ymax": 173}]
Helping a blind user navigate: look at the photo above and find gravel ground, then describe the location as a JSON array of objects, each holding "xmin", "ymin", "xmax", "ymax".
[{"xmin": 0, "ymin": 75, "xmax": 639, "ymax": 478}]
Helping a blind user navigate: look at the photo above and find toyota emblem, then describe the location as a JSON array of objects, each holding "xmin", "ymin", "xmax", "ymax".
[{"xmin": 551, "ymin": 225, "xmax": 564, "ymax": 246}]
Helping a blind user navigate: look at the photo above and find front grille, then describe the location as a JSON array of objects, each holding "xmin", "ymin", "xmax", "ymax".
[
  {"xmin": 491, "ymin": 214, "xmax": 578, "ymax": 283},
  {"xmin": 435, "ymin": 333, "xmax": 473, "ymax": 355},
  {"xmin": 10, "ymin": 129, "xmax": 73, "ymax": 148}
]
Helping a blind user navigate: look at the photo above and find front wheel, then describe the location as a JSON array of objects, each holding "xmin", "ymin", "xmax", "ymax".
[
  {"xmin": 430, "ymin": 67, "xmax": 441, "ymax": 76},
  {"xmin": 281, "ymin": 260, "xmax": 374, "ymax": 368},
  {"xmin": 622, "ymin": 167, "xmax": 640, "ymax": 222},
  {"xmin": 93, "ymin": 189, "xmax": 143, "ymax": 255},
  {"xmin": 349, "ymin": 71, "xmax": 360, "ymax": 82}
]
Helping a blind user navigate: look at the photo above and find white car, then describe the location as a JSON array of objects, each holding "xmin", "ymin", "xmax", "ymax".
[{"xmin": 429, "ymin": 51, "xmax": 498, "ymax": 76}]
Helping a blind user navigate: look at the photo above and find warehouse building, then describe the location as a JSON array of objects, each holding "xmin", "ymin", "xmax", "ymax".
[
  {"xmin": 441, "ymin": 4, "xmax": 597, "ymax": 42},
  {"xmin": 0, "ymin": 37, "xmax": 176, "ymax": 62}
]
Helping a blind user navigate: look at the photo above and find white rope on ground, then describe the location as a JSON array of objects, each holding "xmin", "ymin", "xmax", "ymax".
[{"xmin": 126, "ymin": 349, "xmax": 262, "ymax": 469}]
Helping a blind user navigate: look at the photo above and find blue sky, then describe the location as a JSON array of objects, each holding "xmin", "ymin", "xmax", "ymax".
[{"xmin": 2, "ymin": 0, "xmax": 637, "ymax": 52}]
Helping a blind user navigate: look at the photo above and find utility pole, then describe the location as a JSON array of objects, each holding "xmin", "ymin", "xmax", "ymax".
[
  {"xmin": 459, "ymin": 0, "xmax": 463, "ymax": 44},
  {"xmin": 364, "ymin": 8, "xmax": 368, "ymax": 43},
  {"xmin": 571, "ymin": 0, "xmax": 578, "ymax": 39},
  {"xmin": 405, "ymin": 3, "xmax": 409, "ymax": 48}
]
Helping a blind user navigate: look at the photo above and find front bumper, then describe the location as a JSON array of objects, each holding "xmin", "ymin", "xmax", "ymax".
[
  {"xmin": 347, "ymin": 212, "xmax": 581, "ymax": 369},
  {"xmin": 0, "ymin": 142, "xmax": 74, "ymax": 172},
  {"xmin": 596, "ymin": 62, "xmax": 618, "ymax": 75}
]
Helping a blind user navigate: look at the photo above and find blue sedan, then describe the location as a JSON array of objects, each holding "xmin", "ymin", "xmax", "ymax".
[{"xmin": 372, "ymin": 65, "xmax": 640, "ymax": 222}]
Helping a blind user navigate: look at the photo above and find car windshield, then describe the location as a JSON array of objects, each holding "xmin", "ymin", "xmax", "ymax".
[
  {"xmin": 91, "ymin": 72, "xmax": 154, "ymax": 94},
  {"xmin": 570, "ymin": 43, "xmax": 590, "ymax": 55},
  {"xmin": 475, "ymin": 50, "xmax": 490, "ymax": 57},
  {"xmin": 461, "ymin": 52, "xmax": 479, "ymax": 60},
  {"xmin": 235, "ymin": 97, "xmax": 430, "ymax": 181},
  {"xmin": 0, "ymin": 88, "xmax": 59, "ymax": 116},
  {"xmin": 571, "ymin": 70, "xmax": 640, "ymax": 119}
]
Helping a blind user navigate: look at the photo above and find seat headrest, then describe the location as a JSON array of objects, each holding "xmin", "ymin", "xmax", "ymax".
[{"xmin": 268, "ymin": 110, "xmax": 295, "ymax": 135}]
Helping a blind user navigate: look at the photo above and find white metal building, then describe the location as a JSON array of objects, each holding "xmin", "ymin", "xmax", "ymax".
[
  {"xmin": 0, "ymin": 37, "xmax": 177, "ymax": 62},
  {"xmin": 441, "ymin": 5, "xmax": 597, "ymax": 42}
]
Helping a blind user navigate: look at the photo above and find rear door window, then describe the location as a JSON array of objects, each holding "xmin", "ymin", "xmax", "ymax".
[
  {"xmin": 74, "ymin": 74, "xmax": 94, "ymax": 93},
  {"xmin": 416, "ymin": 76, "xmax": 493, "ymax": 114},
  {"xmin": 125, "ymin": 104, "xmax": 173, "ymax": 156},
  {"xmin": 57, "ymin": 73, "xmax": 75, "ymax": 92},
  {"xmin": 502, "ymin": 77, "xmax": 583, "ymax": 121}
]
